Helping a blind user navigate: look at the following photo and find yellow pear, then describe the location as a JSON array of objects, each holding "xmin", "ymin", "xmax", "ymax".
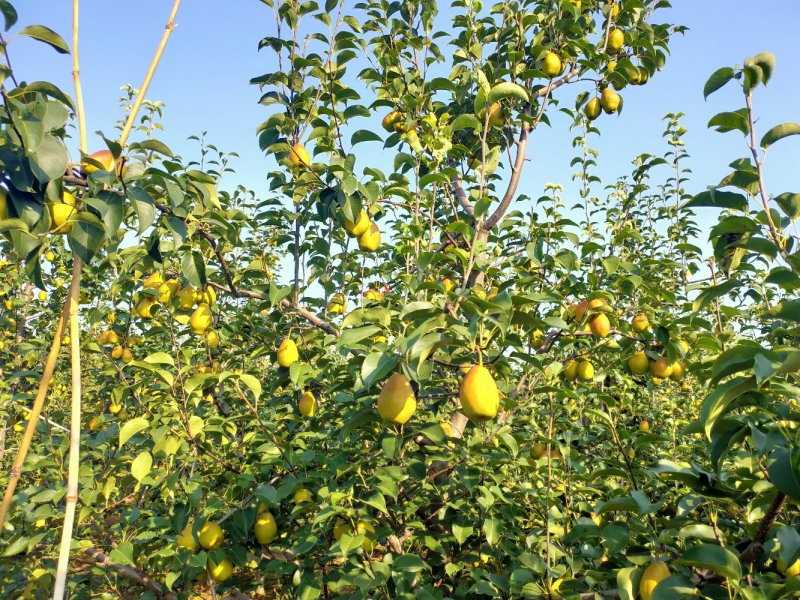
[
  {"xmin": 589, "ymin": 313, "xmax": 611, "ymax": 337},
  {"xmin": 277, "ymin": 338, "xmax": 299, "ymax": 368},
  {"xmin": 208, "ymin": 558, "xmax": 233, "ymax": 582},
  {"xmin": 299, "ymin": 391, "xmax": 317, "ymax": 416},
  {"xmin": 197, "ymin": 521, "xmax": 223, "ymax": 550},
  {"xmin": 143, "ymin": 272, "xmax": 164, "ymax": 290},
  {"xmin": 639, "ymin": 560, "xmax": 670, "ymax": 600},
  {"xmin": 327, "ymin": 293, "xmax": 346, "ymax": 315},
  {"xmin": 650, "ymin": 357, "xmax": 673, "ymax": 379},
  {"xmin": 111, "ymin": 345, "xmax": 123, "ymax": 360},
  {"xmin": 382, "ymin": 110, "xmax": 405, "ymax": 133},
  {"xmin": 600, "ymin": 87, "xmax": 621, "ymax": 114},
  {"xmin": 577, "ymin": 360, "xmax": 594, "ymax": 381},
  {"xmin": 176, "ymin": 523, "xmax": 197, "ymax": 551},
  {"xmin": 190, "ymin": 304, "xmax": 212, "ymax": 335},
  {"xmin": 206, "ymin": 330, "xmax": 220, "ymax": 348},
  {"xmin": 158, "ymin": 279, "xmax": 179, "ymax": 303},
  {"xmin": 344, "ymin": 209, "xmax": 370, "ymax": 237},
  {"xmin": 0, "ymin": 188, "xmax": 7, "ymax": 220},
  {"xmin": 563, "ymin": 359, "xmax": 578, "ymax": 381},
  {"xmin": 669, "ymin": 360, "xmax": 685, "ymax": 381},
  {"xmin": 585, "ymin": 97, "xmax": 601, "ymax": 120},
  {"xmin": 176, "ymin": 285, "xmax": 196, "ymax": 310},
  {"xmin": 136, "ymin": 297, "xmax": 157, "ymax": 319},
  {"xmin": 48, "ymin": 200, "xmax": 76, "ymax": 233},
  {"xmin": 485, "ymin": 102, "xmax": 505, "ymax": 127},
  {"xmin": 377, "ymin": 373, "xmax": 416, "ymax": 425},
  {"xmin": 122, "ymin": 348, "xmax": 133, "ymax": 364},
  {"xmin": 459, "ymin": 365, "xmax": 500, "ymax": 420},
  {"xmin": 254, "ymin": 511, "xmax": 277, "ymax": 545},
  {"xmin": 606, "ymin": 28, "xmax": 624, "ymax": 52},
  {"xmin": 294, "ymin": 488, "xmax": 313, "ymax": 504},
  {"xmin": 202, "ymin": 285, "xmax": 217, "ymax": 306},
  {"xmin": 778, "ymin": 557, "xmax": 800, "ymax": 577},
  {"xmin": 541, "ymin": 51, "xmax": 564, "ymax": 77},
  {"xmin": 289, "ymin": 143, "xmax": 310, "ymax": 168},
  {"xmin": 628, "ymin": 351, "xmax": 649, "ymax": 375},
  {"xmin": 639, "ymin": 420, "xmax": 650, "ymax": 433},
  {"xmin": 358, "ymin": 222, "xmax": 381, "ymax": 252},
  {"xmin": 631, "ymin": 313, "xmax": 650, "ymax": 332}
]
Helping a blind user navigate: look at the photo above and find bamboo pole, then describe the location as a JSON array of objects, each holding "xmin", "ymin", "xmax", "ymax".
[
  {"xmin": 51, "ymin": 3, "xmax": 88, "ymax": 596},
  {"xmin": 117, "ymin": 0, "xmax": 182, "ymax": 150},
  {"xmin": 0, "ymin": 303, "xmax": 70, "ymax": 533},
  {"xmin": 51, "ymin": 257, "xmax": 82, "ymax": 600}
]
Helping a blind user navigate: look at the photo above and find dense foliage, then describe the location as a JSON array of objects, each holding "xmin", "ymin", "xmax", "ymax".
[{"xmin": 0, "ymin": 0, "xmax": 799, "ymax": 598}]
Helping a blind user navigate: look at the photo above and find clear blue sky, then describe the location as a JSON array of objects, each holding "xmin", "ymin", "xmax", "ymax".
[{"xmin": 10, "ymin": 1, "xmax": 800, "ymax": 222}]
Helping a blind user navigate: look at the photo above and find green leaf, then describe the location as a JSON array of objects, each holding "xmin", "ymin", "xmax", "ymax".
[
  {"xmin": 768, "ymin": 448, "xmax": 800, "ymax": 502},
  {"xmin": 18, "ymin": 81, "xmax": 74, "ymax": 110},
  {"xmin": 67, "ymin": 212, "xmax": 106, "ymax": 264},
  {"xmin": 769, "ymin": 300, "xmax": 800, "ymax": 322},
  {"xmin": 351, "ymin": 129, "xmax": 382, "ymax": 145},
  {"xmin": 483, "ymin": 517, "xmax": 501, "ymax": 545},
  {"xmin": 131, "ymin": 452, "xmax": 153, "ymax": 482},
  {"xmin": 108, "ymin": 542, "xmax": 135, "ymax": 566},
  {"xmin": 707, "ymin": 110, "xmax": 749, "ymax": 135},
  {"xmin": 616, "ymin": 566, "xmax": 640, "ymax": 600},
  {"xmin": 136, "ymin": 139, "xmax": 173, "ymax": 156},
  {"xmin": 778, "ymin": 525, "xmax": 800, "ymax": 568},
  {"xmin": 239, "ymin": 374, "xmax": 262, "ymax": 402},
  {"xmin": 360, "ymin": 352, "xmax": 399, "ymax": 388},
  {"xmin": 692, "ymin": 279, "xmax": 742, "ymax": 313},
  {"xmin": 188, "ymin": 415, "xmax": 204, "ymax": 438},
  {"xmin": 392, "ymin": 554, "xmax": 429, "ymax": 573},
  {"xmin": 338, "ymin": 325, "xmax": 382, "ymax": 347},
  {"xmin": 452, "ymin": 522, "xmax": 473, "ymax": 544},
  {"xmin": 675, "ymin": 544, "xmax": 742, "ymax": 582},
  {"xmin": 487, "ymin": 82, "xmax": 529, "ymax": 106},
  {"xmin": 684, "ymin": 190, "xmax": 749, "ymax": 212},
  {"xmin": 363, "ymin": 492, "xmax": 387, "ymax": 514},
  {"xmin": 775, "ymin": 193, "xmax": 800, "ymax": 222},
  {"xmin": 745, "ymin": 52, "xmax": 776, "ymax": 86},
  {"xmin": 699, "ymin": 376, "xmax": 757, "ymax": 439},
  {"xmin": 760, "ymin": 123, "xmax": 800, "ymax": 150},
  {"xmin": 650, "ymin": 574, "xmax": 700, "ymax": 600},
  {"xmin": 181, "ymin": 250, "xmax": 206, "ymax": 288},
  {"xmin": 703, "ymin": 67, "xmax": 734, "ymax": 99},
  {"xmin": 119, "ymin": 417, "xmax": 149, "ymax": 449},
  {"xmin": 19, "ymin": 25, "xmax": 69, "ymax": 54},
  {"xmin": 0, "ymin": 1, "xmax": 18, "ymax": 31},
  {"xmin": 450, "ymin": 114, "xmax": 482, "ymax": 132}
]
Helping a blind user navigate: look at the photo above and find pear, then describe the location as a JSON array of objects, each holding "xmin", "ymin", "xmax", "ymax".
[
  {"xmin": 358, "ymin": 222, "xmax": 381, "ymax": 252},
  {"xmin": 639, "ymin": 561, "xmax": 670, "ymax": 600},
  {"xmin": 176, "ymin": 523, "xmax": 197, "ymax": 551},
  {"xmin": 176, "ymin": 285, "xmax": 196, "ymax": 310},
  {"xmin": 541, "ymin": 51, "xmax": 564, "ymax": 77},
  {"xmin": 344, "ymin": 209, "xmax": 370, "ymax": 237},
  {"xmin": 158, "ymin": 279, "xmax": 179, "ymax": 303},
  {"xmin": 143, "ymin": 272, "xmax": 164, "ymax": 290},
  {"xmin": 631, "ymin": 313, "xmax": 650, "ymax": 332},
  {"xmin": 208, "ymin": 558, "xmax": 233, "ymax": 582},
  {"xmin": 589, "ymin": 313, "xmax": 611, "ymax": 337},
  {"xmin": 254, "ymin": 511, "xmax": 277, "ymax": 545},
  {"xmin": 190, "ymin": 303, "xmax": 212, "ymax": 335},
  {"xmin": 600, "ymin": 87, "xmax": 621, "ymax": 113},
  {"xmin": 563, "ymin": 359, "xmax": 578, "ymax": 381},
  {"xmin": 585, "ymin": 97, "xmax": 601, "ymax": 120},
  {"xmin": 289, "ymin": 143, "xmax": 310, "ymax": 168},
  {"xmin": 197, "ymin": 521, "xmax": 223, "ymax": 550},
  {"xmin": 577, "ymin": 360, "xmax": 594, "ymax": 381},
  {"xmin": 327, "ymin": 293, "xmax": 346, "ymax": 315},
  {"xmin": 628, "ymin": 351, "xmax": 649, "ymax": 375},
  {"xmin": 377, "ymin": 373, "xmax": 416, "ymax": 425},
  {"xmin": 459, "ymin": 365, "xmax": 500, "ymax": 420},
  {"xmin": 607, "ymin": 28, "xmax": 624, "ymax": 52},
  {"xmin": 299, "ymin": 391, "xmax": 317, "ymax": 416},
  {"xmin": 277, "ymin": 338, "xmax": 299, "ymax": 368},
  {"xmin": 650, "ymin": 357, "xmax": 673, "ymax": 379}
]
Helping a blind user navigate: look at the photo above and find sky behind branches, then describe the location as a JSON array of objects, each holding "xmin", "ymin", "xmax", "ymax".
[{"xmin": 11, "ymin": 1, "xmax": 800, "ymax": 235}]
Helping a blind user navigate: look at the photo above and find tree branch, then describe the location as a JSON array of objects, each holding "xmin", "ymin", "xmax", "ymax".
[
  {"xmin": 82, "ymin": 547, "xmax": 176, "ymax": 599},
  {"xmin": 739, "ymin": 491, "xmax": 787, "ymax": 564},
  {"xmin": 483, "ymin": 66, "xmax": 580, "ymax": 231}
]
